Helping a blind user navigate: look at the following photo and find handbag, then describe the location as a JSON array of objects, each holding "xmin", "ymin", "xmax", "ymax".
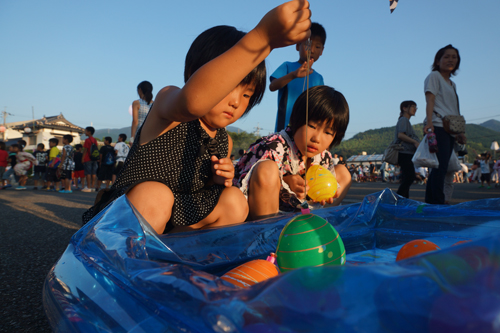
[
  {"xmin": 383, "ymin": 142, "xmax": 404, "ymax": 165},
  {"xmin": 433, "ymin": 84, "xmax": 465, "ymax": 135}
]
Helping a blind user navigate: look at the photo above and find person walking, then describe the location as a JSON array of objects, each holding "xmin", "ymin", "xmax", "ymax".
[
  {"xmin": 394, "ymin": 100, "xmax": 420, "ymax": 198},
  {"xmin": 423, "ymin": 45, "xmax": 466, "ymax": 204}
]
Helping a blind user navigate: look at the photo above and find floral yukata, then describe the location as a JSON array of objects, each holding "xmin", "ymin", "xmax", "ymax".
[{"xmin": 234, "ymin": 127, "xmax": 338, "ymax": 211}]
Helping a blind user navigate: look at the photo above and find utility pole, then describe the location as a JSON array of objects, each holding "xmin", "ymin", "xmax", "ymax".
[
  {"xmin": 253, "ymin": 123, "xmax": 262, "ymax": 137},
  {"xmin": 2, "ymin": 107, "xmax": 13, "ymax": 141}
]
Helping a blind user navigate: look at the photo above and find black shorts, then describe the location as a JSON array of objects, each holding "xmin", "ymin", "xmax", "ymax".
[
  {"xmin": 46, "ymin": 168, "xmax": 59, "ymax": 182},
  {"xmin": 481, "ymin": 173, "xmax": 491, "ymax": 182},
  {"xmin": 60, "ymin": 169, "xmax": 73, "ymax": 180},
  {"xmin": 98, "ymin": 165, "xmax": 114, "ymax": 181},
  {"xmin": 113, "ymin": 161, "xmax": 124, "ymax": 175}
]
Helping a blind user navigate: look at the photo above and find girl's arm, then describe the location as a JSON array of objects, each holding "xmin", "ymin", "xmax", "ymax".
[
  {"xmin": 397, "ymin": 132, "xmax": 419, "ymax": 148},
  {"xmin": 152, "ymin": 0, "xmax": 311, "ymax": 123},
  {"xmin": 130, "ymin": 100, "xmax": 140, "ymax": 140},
  {"xmin": 424, "ymin": 92, "xmax": 436, "ymax": 133}
]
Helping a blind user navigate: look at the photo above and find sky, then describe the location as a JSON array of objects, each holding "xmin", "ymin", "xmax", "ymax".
[{"xmin": 1, "ymin": 0, "xmax": 500, "ymax": 140}]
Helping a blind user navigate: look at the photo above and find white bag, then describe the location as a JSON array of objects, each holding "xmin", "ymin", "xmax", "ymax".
[
  {"xmin": 412, "ymin": 135, "xmax": 439, "ymax": 169},
  {"xmin": 447, "ymin": 150, "xmax": 461, "ymax": 172}
]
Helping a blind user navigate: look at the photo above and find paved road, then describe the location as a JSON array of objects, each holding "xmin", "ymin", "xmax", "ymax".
[{"xmin": 1, "ymin": 182, "xmax": 499, "ymax": 332}]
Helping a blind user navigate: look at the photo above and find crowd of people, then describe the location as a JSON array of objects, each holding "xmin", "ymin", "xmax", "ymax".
[{"xmin": 0, "ymin": 127, "xmax": 130, "ymax": 192}]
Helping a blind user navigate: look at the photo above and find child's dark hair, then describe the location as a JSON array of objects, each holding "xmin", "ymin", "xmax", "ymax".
[
  {"xmin": 63, "ymin": 134, "xmax": 73, "ymax": 143},
  {"xmin": 49, "ymin": 138, "xmax": 59, "ymax": 145},
  {"xmin": 86, "ymin": 126, "xmax": 95, "ymax": 135},
  {"xmin": 184, "ymin": 25, "xmax": 266, "ymax": 116},
  {"xmin": 119, "ymin": 133, "xmax": 127, "ymax": 141},
  {"xmin": 432, "ymin": 44, "xmax": 460, "ymax": 76},
  {"xmin": 37, "ymin": 143, "xmax": 45, "ymax": 149},
  {"xmin": 105, "ymin": 136, "xmax": 112, "ymax": 144},
  {"xmin": 11, "ymin": 144, "xmax": 19, "ymax": 150},
  {"xmin": 399, "ymin": 100, "xmax": 416, "ymax": 117},
  {"xmin": 289, "ymin": 85, "xmax": 349, "ymax": 148},
  {"xmin": 137, "ymin": 81, "xmax": 153, "ymax": 104},
  {"xmin": 75, "ymin": 144, "xmax": 83, "ymax": 150},
  {"xmin": 18, "ymin": 139, "xmax": 27, "ymax": 150},
  {"xmin": 311, "ymin": 23, "xmax": 326, "ymax": 45},
  {"xmin": 0, "ymin": 141, "xmax": 5, "ymax": 150}
]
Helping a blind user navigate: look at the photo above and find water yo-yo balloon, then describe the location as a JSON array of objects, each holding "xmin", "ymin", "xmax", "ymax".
[
  {"xmin": 306, "ymin": 165, "xmax": 338, "ymax": 202},
  {"xmin": 396, "ymin": 239, "xmax": 440, "ymax": 261},
  {"xmin": 221, "ymin": 257, "xmax": 279, "ymax": 288},
  {"xmin": 277, "ymin": 213, "xmax": 345, "ymax": 273}
]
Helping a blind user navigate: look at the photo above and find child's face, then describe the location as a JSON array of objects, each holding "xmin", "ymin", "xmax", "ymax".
[
  {"xmin": 49, "ymin": 142, "xmax": 56, "ymax": 148},
  {"xmin": 201, "ymin": 83, "xmax": 255, "ymax": 130},
  {"xmin": 37, "ymin": 146, "xmax": 43, "ymax": 151},
  {"xmin": 62, "ymin": 139, "xmax": 68, "ymax": 145},
  {"xmin": 297, "ymin": 36, "xmax": 324, "ymax": 63},
  {"xmin": 294, "ymin": 120, "xmax": 335, "ymax": 159},
  {"xmin": 12, "ymin": 146, "xmax": 19, "ymax": 153},
  {"xmin": 438, "ymin": 49, "xmax": 459, "ymax": 73}
]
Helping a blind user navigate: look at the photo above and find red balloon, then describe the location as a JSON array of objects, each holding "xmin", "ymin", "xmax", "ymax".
[{"xmin": 396, "ymin": 239, "xmax": 441, "ymax": 261}]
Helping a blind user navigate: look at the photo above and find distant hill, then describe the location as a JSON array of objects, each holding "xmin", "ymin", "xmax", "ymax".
[
  {"xmin": 333, "ymin": 123, "xmax": 500, "ymax": 160},
  {"xmin": 480, "ymin": 119, "xmax": 500, "ymax": 133}
]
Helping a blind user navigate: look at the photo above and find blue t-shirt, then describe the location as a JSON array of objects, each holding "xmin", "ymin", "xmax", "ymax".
[{"xmin": 271, "ymin": 61, "xmax": 324, "ymax": 132}]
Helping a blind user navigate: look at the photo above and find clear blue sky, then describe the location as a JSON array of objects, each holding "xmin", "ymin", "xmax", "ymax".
[{"xmin": 1, "ymin": 0, "xmax": 499, "ymax": 140}]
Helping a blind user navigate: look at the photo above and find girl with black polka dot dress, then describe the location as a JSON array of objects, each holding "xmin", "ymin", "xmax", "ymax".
[{"xmin": 82, "ymin": 1, "xmax": 313, "ymax": 234}]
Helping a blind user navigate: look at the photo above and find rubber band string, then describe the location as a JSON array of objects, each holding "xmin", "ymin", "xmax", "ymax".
[{"xmin": 300, "ymin": 38, "xmax": 312, "ymax": 214}]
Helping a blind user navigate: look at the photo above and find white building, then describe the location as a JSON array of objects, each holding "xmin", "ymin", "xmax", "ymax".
[{"xmin": 3, "ymin": 113, "xmax": 84, "ymax": 150}]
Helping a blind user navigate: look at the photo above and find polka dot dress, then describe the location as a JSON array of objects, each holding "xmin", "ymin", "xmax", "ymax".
[{"xmin": 82, "ymin": 120, "xmax": 228, "ymax": 230}]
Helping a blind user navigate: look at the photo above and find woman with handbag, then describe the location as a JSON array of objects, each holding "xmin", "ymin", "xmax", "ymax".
[
  {"xmin": 394, "ymin": 100, "xmax": 420, "ymax": 198},
  {"xmin": 423, "ymin": 44, "xmax": 467, "ymax": 204}
]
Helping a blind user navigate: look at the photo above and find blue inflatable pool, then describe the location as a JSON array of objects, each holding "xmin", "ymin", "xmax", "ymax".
[{"xmin": 43, "ymin": 189, "xmax": 500, "ymax": 332}]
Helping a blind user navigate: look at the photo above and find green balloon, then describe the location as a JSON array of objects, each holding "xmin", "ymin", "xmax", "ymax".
[{"xmin": 277, "ymin": 214, "xmax": 346, "ymax": 273}]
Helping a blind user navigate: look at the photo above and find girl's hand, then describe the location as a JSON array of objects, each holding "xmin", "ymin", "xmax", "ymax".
[
  {"xmin": 211, "ymin": 156, "xmax": 234, "ymax": 187},
  {"xmin": 255, "ymin": 0, "xmax": 311, "ymax": 50},
  {"xmin": 293, "ymin": 59, "xmax": 314, "ymax": 78},
  {"xmin": 312, "ymin": 188, "xmax": 339, "ymax": 206},
  {"xmin": 283, "ymin": 174, "xmax": 309, "ymax": 200}
]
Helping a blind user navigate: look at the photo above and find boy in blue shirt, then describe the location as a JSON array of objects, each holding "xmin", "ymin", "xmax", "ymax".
[{"xmin": 270, "ymin": 22, "xmax": 326, "ymax": 132}]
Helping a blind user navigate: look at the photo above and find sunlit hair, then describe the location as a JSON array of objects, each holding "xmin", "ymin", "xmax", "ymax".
[
  {"xmin": 399, "ymin": 100, "xmax": 416, "ymax": 117},
  {"xmin": 432, "ymin": 44, "xmax": 461, "ymax": 76},
  {"xmin": 63, "ymin": 134, "xmax": 73, "ymax": 143},
  {"xmin": 184, "ymin": 25, "xmax": 266, "ymax": 116},
  {"xmin": 289, "ymin": 85, "xmax": 350, "ymax": 148},
  {"xmin": 137, "ymin": 81, "xmax": 153, "ymax": 104}
]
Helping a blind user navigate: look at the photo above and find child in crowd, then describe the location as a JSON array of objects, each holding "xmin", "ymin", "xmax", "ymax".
[
  {"xmin": 13, "ymin": 140, "xmax": 37, "ymax": 190},
  {"xmin": 46, "ymin": 138, "xmax": 61, "ymax": 191},
  {"xmin": 81, "ymin": 126, "xmax": 98, "ymax": 192},
  {"xmin": 112, "ymin": 133, "xmax": 129, "ymax": 184},
  {"xmin": 479, "ymin": 152, "xmax": 492, "ymax": 189},
  {"xmin": 0, "ymin": 142, "xmax": 7, "ymax": 187},
  {"xmin": 33, "ymin": 143, "xmax": 48, "ymax": 190},
  {"xmin": 59, "ymin": 135, "xmax": 75, "ymax": 193},
  {"xmin": 82, "ymin": 0, "xmax": 312, "ymax": 234},
  {"xmin": 73, "ymin": 144, "xmax": 84, "ymax": 190},
  {"xmin": 234, "ymin": 86, "xmax": 352, "ymax": 220},
  {"xmin": 97, "ymin": 136, "xmax": 115, "ymax": 191},
  {"xmin": 270, "ymin": 22, "xmax": 326, "ymax": 132},
  {"xmin": 2, "ymin": 145, "xmax": 18, "ymax": 189}
]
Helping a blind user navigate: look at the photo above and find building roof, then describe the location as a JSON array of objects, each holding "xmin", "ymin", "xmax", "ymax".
[
  {"xmin": 346, "ymin": 154, "xmax": 384, "ymax": 163},
  {"xmin": 9, "ymin": 113, "xmax": 84, "ymax": 134}
]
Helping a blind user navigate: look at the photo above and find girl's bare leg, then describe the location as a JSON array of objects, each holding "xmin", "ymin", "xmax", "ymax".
[
  {"xmin": 126, "ymin": 181, "xmax": 174, "ymax": 234},
  {"xmin": 247, "ymin": 160, "xmax": 281, "ymax": 220}
]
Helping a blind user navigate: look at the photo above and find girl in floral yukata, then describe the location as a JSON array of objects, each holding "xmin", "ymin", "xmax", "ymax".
[{"xmin": 234, "ymin": 85, "xmax": 352, "ymax": 220}]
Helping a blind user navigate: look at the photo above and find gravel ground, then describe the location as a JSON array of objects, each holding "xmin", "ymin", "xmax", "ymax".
[{"xmin": 0, "ymin": 188, "xmax": 95, "ymax": 333}]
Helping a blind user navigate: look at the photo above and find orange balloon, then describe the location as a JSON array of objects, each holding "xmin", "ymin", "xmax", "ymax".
[
  {"xmin": 221, "ymin": 259, "xmax": 279, "ymax": 288},
  {"xmin": 396, "ymin": 239, "xmax": 440, "ymax": 261},
  {"xmin": 452, "ymin": 240, "xmax": 472, "ymax": 246}
]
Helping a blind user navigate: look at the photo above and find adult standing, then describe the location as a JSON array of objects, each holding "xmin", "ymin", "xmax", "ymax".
[
  {"xmin": 130, "ymin": 81, "xmax": 154, "ymax": 144},
  {"xmin": 423, "ymin": 45, "xmax": 466, "ymax": 204},
  {"xmin": 394, "ymin": 100, "xmax": 420, "ymax": 198}
]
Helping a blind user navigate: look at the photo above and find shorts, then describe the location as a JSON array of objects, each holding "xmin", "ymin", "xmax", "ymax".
[
  {"xmin": 481, "ymin": 173, "xmax": 491, "ymax": 183},
  {"xmin": 46, "ymin": 168, "xmax": 60, "ymax": 182},
  {"xmin": 73, "ymin": 170, "xmax": 85, "ymax": 179},
  {"xmin": 84, "ymin": 161, "xmax": 98, "ymax": 176},
  {"xmin": 60, "ymin": 169, "xmax": 73, "ymax": 180},
  {"xmin": 98, "ymin": 164, "xmax": 114, "ymax": 181},
  {"xmin": 113, "ymin": 161, "xmax": 124, "ymax": 175},
  {"xmin": 33, "ymin": 170, "xmax": 46, "ymax": 181}
]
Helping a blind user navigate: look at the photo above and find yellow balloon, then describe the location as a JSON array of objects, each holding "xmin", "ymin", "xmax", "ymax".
[{"xmin": 306, "ymin": 165, "xmax": 338, "ymax": 202}]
